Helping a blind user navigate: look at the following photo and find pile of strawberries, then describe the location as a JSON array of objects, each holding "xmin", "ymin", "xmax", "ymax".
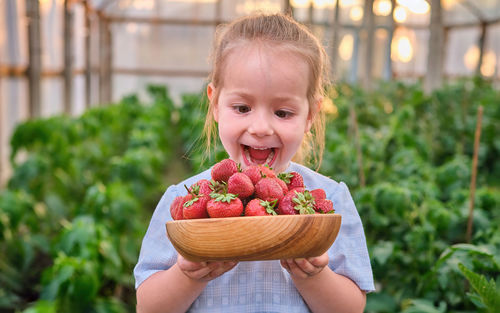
[{"xmin": 170, "ymin": 159, "xmax": 334, "ymax": 220}]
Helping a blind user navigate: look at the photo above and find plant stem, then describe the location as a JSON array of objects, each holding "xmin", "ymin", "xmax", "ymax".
[{"xmin": 466, "ymin": 105, "xmax": 483, "ymax": 243}]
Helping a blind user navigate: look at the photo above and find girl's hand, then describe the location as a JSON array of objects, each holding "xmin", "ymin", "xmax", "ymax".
[
  {"xmin": 177, "ymin": 254, "xmax": 238, "ymax": 282},
  {"xmin": 280, "ymin": 252, "xmax": 329, "ymax": 279}
]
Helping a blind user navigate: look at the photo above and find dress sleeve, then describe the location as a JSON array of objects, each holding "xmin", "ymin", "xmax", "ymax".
[
  {"xmin": 134, "ymin": 184, "xmax": 180, "ymax": 289},
  {"xmin": 327, "ymin": 182, "xmax": 375, "ymax": 292}
]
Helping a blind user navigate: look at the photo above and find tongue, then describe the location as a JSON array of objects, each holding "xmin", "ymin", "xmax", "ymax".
[{"xmin": 249, "ymin": 147, "xmax": 272, "ymax": 161}]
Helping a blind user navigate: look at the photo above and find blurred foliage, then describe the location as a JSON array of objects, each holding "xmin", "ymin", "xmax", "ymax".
[
  {"xmin": 0, "ymin": 78, "xmax": 499, "ymax": 312},
  {"xmin": 323, "ymin": 78, "xmax": 499, "ymax": 313}
]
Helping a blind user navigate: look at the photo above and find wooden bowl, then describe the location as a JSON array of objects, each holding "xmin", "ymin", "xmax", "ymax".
[{"xmin": 166, "ymin": 214, "xmax": 341, "ymax": 262}]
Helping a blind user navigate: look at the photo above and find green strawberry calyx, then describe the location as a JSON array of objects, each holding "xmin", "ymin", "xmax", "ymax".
[
  {"xmin": 292, "ymin": 190, "xmax": 316, "ymax": 215},
  {"xmin": 210, "ymin": 192, "xmax": 237, "ymax": 203},
  {"xmin": 260, "ymin": 199, "xmax": 278, "ymax": 215},
  {"xmin": 277, "ymin": 172, "xmax": 293, "ymax": 184},
  {"xmin": 190, "ymin": 184, "xmax": 200, "ymax": 195},
  {"xmin": 210, "ymin": 180, "xmax": 227, "ymax": 194},
  {"xmin": 183, "ymin": 196, "xmax": 199, "ymax": 207}
]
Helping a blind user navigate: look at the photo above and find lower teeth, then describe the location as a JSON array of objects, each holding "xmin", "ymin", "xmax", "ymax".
[{"xmin": 245, "ymin": 147, "xmax": 275, "ymax": 164}]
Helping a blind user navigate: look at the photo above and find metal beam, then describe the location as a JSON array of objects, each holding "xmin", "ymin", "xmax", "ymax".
[
  {"xmin": 26, "ymin": 0, "xmax": 42, "ymax": 118},
  {"xmin": 64, "ymin": 0, "xmax": 74, "ymax": 115}
]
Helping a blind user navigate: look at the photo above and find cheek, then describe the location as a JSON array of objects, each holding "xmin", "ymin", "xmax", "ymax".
[
  {"xmin": 283, "ymin": 129, "xmax": 306, "ymax": 150},
  {"xmin": 218, "ymin": 120, "xmax": 237, "ymax": 146}
]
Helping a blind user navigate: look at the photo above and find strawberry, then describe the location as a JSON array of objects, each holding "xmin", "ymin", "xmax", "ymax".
[
  {"xmin": 276, "ymin": 189, "xmax": 301, "ymax": 215},
  {"xmin": 245, "ymin": 198, "xmax": 278, "ymax": 216},
  {"xmin": 210, "ymin": 180, "xmax": 227, "ymax": 194},
  {"xmin": 207, "ymin": 193, "xmax": 244, "ymax": 218},
  {"xmin": 259, "ymin": 165, "xmax": 276, "ymax": 178},
  {"xmin": 227, "ymin": 172, "xmax": 255, "ymax": 199},
  {"xmin": 314, "ymin": 199, "xmax": 334, "ymax": 214},
  {"xmin": 278, "ymin": 171, "xmax": 304, "ymax": 190},
  {"xmin": 182, "ymin": 193, "xmax": 209, "ymax": 219},
  {"xmin": 242, "ymin": 165, "xmax": 276, "ymax": 185},
  {"xmin": 170, "ymin": 195, "xmax": 187, "ymax": 220},
  {"xmin": 189, "ymin": 179, "xmax": 213, "ymax": 197},
  {"xmin": 277, "ymin": 188, "xmax": 315, "ymax": 215},
  {"xmin": 255, "ymin": 177, "xmax": 285, "ymax": 202},
  {"xmin": 274, "ymin": 177, "xmax": 288, "ymax": 194},
  {"xmin": 211, "ymin": 159, "xmax": 239, "ymax": 182},
  {"xmin": 310, "ymin": 188, "xmax": 326, "ymax": 201}
]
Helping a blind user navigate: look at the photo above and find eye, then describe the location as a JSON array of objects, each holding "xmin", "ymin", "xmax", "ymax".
[
  {"xmin": 234, "ymin": 105, "xmax": 250, "ymax": 114},
  {"xmin": 275, "ymin": 110, "xmax": 292, "ymax": 118}
]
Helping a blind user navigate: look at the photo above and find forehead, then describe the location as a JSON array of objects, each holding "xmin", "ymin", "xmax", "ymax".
[{"xmin": 220, "ymin": 42, "xmax": 310, "ymax": 93}]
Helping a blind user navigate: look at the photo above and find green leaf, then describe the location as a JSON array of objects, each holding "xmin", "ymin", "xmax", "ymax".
[
  {"xmin": 401, "ymin": 299, "xmax": 447, "ymax": 313},
  {"xmin": 22, "ymin": 300, "xmax": 57, "ymax": 313},
  {"xmin": 366, "ymin": 292, "xmax": 398, "ymax": 313},
  {"xmin": 372, "ymin": 241, "xmax": 394, "ymax": 265},
  {"xmin": 458, "ymin": 263, "xmax": 500, "ymax": 313}
]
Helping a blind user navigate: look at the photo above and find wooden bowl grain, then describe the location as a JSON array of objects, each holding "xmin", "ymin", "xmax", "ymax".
[{"xmin": 166, "ymin": 214, "xmax": 341, "ymax": 262}]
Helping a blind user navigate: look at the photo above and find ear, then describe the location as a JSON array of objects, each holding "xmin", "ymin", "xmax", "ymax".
[
  {"xmin": 305, "ymin": 97, "xmax": 322, "ymax": 133},
  {"xmin": 207, "ymin": 83, "xmax": 218, "ymax": 122}
]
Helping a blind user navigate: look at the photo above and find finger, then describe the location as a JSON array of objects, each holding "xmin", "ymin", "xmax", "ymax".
[
  {"xmin": 286, "ymin": 259, "xmax": 309, "ymax": 279},
  {"xmin": 177, "ymin": 254, "xmax": 207, "ymax": 270},
  {"xmin": 184, "ymin": 266, "xmax": 214, "ymax": 281},
  {"xmin": 180, "ymin": 260, "xmax": 222, "ymax": 281},
  {"xmin": 223, "ymin": 261, "xmax": 238, "ymax": 271},
  {"xmin": 206, "ymin": 261, "xmax": 238, "ymax": 280},
  {"xmin": 307, "ymin": 253, "xmax": 329, "ymax": 268},
  {"xmin": 280, "ymin": 260, "xmax": 290, "ymax": 272},
  {"xmin": 294, "ymin": 258, "xmax": 318, "ymax": 276}
]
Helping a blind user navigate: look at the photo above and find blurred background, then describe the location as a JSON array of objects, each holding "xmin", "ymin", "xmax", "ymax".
[{"xmin": 1, "ymin": 1, "xmax": 499, "ymax": 313}]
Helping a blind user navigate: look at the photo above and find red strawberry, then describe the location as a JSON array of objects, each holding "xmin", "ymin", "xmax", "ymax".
[
  {"xmin": 227, "ymin": 172, "xmax": 255, "ymax": 199},
  {"xmin": 242, "ymin": 165, "xmax": 276, "ymax": 185},
  {"xmin": 277, "ymin": 189, "xmax": 315, "ymax": 215},
  {"xmin": 274, "ymin": 177, "xmax": 288, "ymax": 194},
  {"xmin": 278, "ymin": 171, "xmax": 304, "ymax": 190},
  {"xmin": 170, "ymin": 195, "xmax": 187, "ymax": 220},
  {"xmin": 211, "ymin": 159, "xmax": 239, "ymax": 182},
  {"xmin": 276, "ymin": 189, "xmax": 300, "ymax": 215},
  {"xmin": 183, "ymin": 193, "xmax": 209, "ymax": 219},
  {"xmin": 207, "ymin": 193, "xmax": 244, "ymax": 218},
  {"xmin": 314, "ymin": 199, "xmax": 334, "ymax": 214},
  {"xmin": 255, "ymin": 177, "xmax": 285, "ymax": 202},
  {"xmin": 189, "ymin": 179, "xmax": 213, "ymax": 197},
  {"xmin": 245, "ymin": 198, "xmax": 278, "ymax": 216},
  {"xmin": 259, "ymin": 165, "xmax": 276, "ymax": 178},
  {"xmin": 210, "ymin": 180, "xmax": 227, "ymax": 194},
  {"xmin": 310, "ymin": 188, "xmax": 326, "ymax": 201}
]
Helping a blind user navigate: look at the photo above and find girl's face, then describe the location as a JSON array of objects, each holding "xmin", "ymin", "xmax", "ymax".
[{"xmin": 208, "ymin": 44, "xmax": 313, "ymax": 174}]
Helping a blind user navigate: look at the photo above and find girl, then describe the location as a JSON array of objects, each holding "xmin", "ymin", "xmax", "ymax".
[{"xmin": 134, "ymin": 13, "xmax": 374, "ymax": 313}]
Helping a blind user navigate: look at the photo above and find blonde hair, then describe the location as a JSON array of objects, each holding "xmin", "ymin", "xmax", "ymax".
[{"xmin": 203, "ymin": 12, "xmax": 329, "ymax": 170}]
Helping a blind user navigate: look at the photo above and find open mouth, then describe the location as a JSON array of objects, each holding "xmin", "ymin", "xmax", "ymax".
[{"xmin": 241, "ymin": 145, "xmax": 277, "ymax": 167}]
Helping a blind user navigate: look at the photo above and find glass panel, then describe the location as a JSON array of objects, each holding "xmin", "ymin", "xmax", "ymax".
[
  {"xmin": 391, "ymin": 27, "xmax": 428, "ymax": 78},
  {"xmin": 444, "ymin": 26, "xmax": 481, "ymax": 76},
  {"xmin": 40, "ymin": 0, "xmax": 63, "ymax": 69},
  {"xmin": 484, "ymin": 24, "xmax": 499, "ymax": 78},
  {"xmin": 1, "ymin": 0, "xmax": 28, "ymax": 67},
  {"xmin": 112, "ymin": 23, "xmax": 215, "ymax": 71},
  {"xmin": 41, "ymin": 77, "xmax": 63, "ymax": 117},
  {"xmin": 443, "ymin": 2, "xmax": 477, "ymax": 26},
  {"xmin": 108, "ymin": 0, "xmax": 217, "ymax": 20}
]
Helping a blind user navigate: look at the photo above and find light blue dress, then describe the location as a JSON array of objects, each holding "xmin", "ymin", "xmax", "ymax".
[{"xmin": 134, "ymin": 162, "xmax": 375, "ymax": 312}]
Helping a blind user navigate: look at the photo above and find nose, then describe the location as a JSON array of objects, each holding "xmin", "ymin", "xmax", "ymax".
[{"xmin": 247, "ymin": 110, "xmax": 274, "ymax": 137}]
